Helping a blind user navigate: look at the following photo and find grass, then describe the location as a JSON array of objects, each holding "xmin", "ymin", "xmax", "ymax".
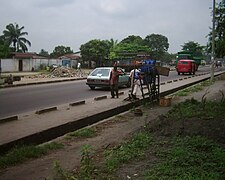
[
  {"xmin": 167, "ymin": 98, "xmax": 225, "ymax": 120},
  {"xmin": 144, "ymin": 99, "xmax": 225, "ymax": 180},
  {"xmin": 0, "ymin": 142, "xmax": 63, "ymax": 169},
  {"xmin": 65, "ymin": 127, "xmax": 97, "ymax": 140},
  {"xmin": 144, "ymin": 136, "xmax": 225, "ymax": 180},
  {"xmin": 103, "ymin": 132, "xmax": 152, "ymax": 172},
  {"xmin": 173, "ymin": 79, "xmax": 214, "ymax": 97}
]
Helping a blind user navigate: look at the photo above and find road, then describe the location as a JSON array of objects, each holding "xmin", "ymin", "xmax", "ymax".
[{"xmin": 0, "ymin": 66, "xmax": 221, "ymax": 118}]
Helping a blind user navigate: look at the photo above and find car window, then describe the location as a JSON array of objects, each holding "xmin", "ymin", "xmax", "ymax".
[{"xmin": 90, "ymin": 69, "xmax": 110, "ymax": 76}]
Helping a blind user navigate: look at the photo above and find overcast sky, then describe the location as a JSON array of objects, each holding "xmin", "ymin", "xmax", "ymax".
[{"xmin": 0, "ymin": 0, "xmax": 216, "ymax": 54}]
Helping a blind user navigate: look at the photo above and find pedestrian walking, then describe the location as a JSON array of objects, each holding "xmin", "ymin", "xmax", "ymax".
[{"xmin": 109, "ymin": 64, "xmax": 122, "ymax": 98}]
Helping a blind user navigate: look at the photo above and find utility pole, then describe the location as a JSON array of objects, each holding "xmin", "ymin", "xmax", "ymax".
[{"xmin": 210, "ymin": 0, "xmax": 216, "ymax": 82}]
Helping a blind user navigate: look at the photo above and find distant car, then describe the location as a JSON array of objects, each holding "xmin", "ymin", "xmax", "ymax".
[
  {"xmin": 177, "ymin": 59, "xmax": 196, "ymax": 75},
  {"xmin": 86, "ymin": 67, "xmax": 131, "ymax": 90}
]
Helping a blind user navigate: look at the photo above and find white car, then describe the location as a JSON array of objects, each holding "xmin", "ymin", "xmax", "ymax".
[{"xmin": 86, "ymin": 67, "xmax": 131, "ymax": 90}]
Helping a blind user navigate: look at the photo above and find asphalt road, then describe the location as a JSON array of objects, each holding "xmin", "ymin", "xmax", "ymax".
[{"xmin": 0, "ymin": 66, "xmax": 220, "ymax": 118}]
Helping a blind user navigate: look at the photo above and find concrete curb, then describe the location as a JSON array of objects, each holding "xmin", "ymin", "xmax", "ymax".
[
  {"xmin": 69, "ymin": 100, "xmax": 85, "ymax": 106},
  {"xmin": 94, "ymin": 95, "xmax": 107, "ymax": 101},
  {"xmin": 0, "ymin": 116, "xmax": 18, "ymax": 124},
  {"xmin": 35, "ymin": 107, "xmax": 57, "ymax": 114}
]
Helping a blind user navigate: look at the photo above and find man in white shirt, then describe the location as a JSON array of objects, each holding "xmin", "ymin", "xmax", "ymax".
[{"xmin": 129, "ymin": 65, "xmax": 141, "ymax": 99}]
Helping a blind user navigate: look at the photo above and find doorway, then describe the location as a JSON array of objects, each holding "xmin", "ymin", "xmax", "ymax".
[{"xmin": 19, "ymin": 60, "xmax": 23, "ymax": 71}]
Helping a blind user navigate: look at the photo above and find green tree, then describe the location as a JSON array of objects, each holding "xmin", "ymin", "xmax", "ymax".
[
  {"xmin": 110, "ymin": 35, "xmax": 150, "ymax": 61},
  {"xmin": 120, "ymin": 35, "xmax": 144, "ymax": 45},
  {"xmin": 38, "ymin": 49, "xmax": 49, "ymax": 57},
  {"xmin": 80, "ymin": 39, "xmax": 110, "ymax": 67},
  {"xmin": 2, "ymin": 23, "xmax": 31, "ymax": 52},
  {"xmin": 107, "ymin": 38, "xmax": 119, "ymax": 50},
  {"xmin": 181, "ymin": 41, "xmax": 205, "ymax": 57},
  {"xmin": 208, "ymin": 0, "xmax": 225, "ymax": 58},
  {"xmin": 50, "ymin": 45, "xmax": 73, "ymax": 58},
  {"xmin": 144, "ymin": 34, "xmax": 169, "ymax": 60},
  {"xmin": 0, "ymin": 35, "xmax": 11, "ymax": 58},
  {"xmin": 109, "ymin": 43, "xmax": 150, "ymax": 61}
]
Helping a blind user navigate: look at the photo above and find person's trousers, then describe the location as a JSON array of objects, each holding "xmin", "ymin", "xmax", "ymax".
[{"xmin": 110, "ymin": 84, "xmax": 118, "ymax": 98}]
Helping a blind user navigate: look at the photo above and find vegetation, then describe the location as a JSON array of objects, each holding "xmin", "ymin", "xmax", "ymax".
[
  {"xmin": 208, "ymin": 0, "xmax": 225, "ymax": 58},
  {"xmin": 42, "ymin": 98, "xmax": 225, "ymax": 180},
  {"xmin": 38, "ymin": 49, "xmax": 49, "ymax": 57},
  {"xmin": 1, "ymin": 23, "xmax": 31, "ymax": 53},
  {"xmin": 145, "ymin": 135, "xmax": 225, "ymax": 180},
  {"xmin": 65, "ymin": 127, "xmax": 97, "ymax": 139},
  {"xmin": 181, "ymin": 41, "xmax": 205, "ymax": 58},
  {"xmin": 144, "ymin": 34, "xmax": 169, "ymax": 60},
  {"xmin": 104, "ymin": 132, "xmax": 152, "ymax": 172},
  {"xmin": 0, "ymin": 142, "xmax": 63, "ymax": 169},
  {"xmin": 168, "ymin": 98, "xmax": 225, "ymax": 119},
  {"xmin": 80, "ymin": 39, "xmax": 110, "ymax": 67},
  {"xmin": 172, "ymin": 79, "xmax": 213, "ymax": 97},
  {"xmin": 50, "ymin": 45, "xmax": 73, "ymax": 58}
]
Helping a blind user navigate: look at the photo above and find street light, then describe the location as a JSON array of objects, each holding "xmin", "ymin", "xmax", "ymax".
[{"xmin": 210, "ymin": 0, "xmax": 216, "ymax": 82}]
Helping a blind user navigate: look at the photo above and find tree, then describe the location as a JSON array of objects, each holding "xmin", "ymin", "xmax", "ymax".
[
  {"xmin": 144, "ymin": 34, "xmax": 169, "ymax": 60},
  {"xmin": 207, "ymin": 0, "xmax": 225, "ymax": 58},
  {"xmin": 38, "ymin": 49, "xmax": 49, "ymax": 57},
  {"xmin": 0, "ymin": 35, "xmax": 11, "ymax": 58},
  {"xmin": 2, "ymin": 23, "xmax": 31, "ymax": 52},
  {"xmin": 181, "ymin": 41, "xmax": 205, "ymax": 57},
  {"xmin": 109, "ymin": 42, "xmax": 151, "ymax": 61},
  {"xmin": 80, "ymin": 39, "xmax": 110, "ymax": 67},
  {"xmin": 120, "ymin": 35, "xmax": 144, "ymax": 45},
  {"xmin": 50, "ymin": 45, "xmax": 73, "ymax": 58},
  {"xmin": 109, "ymin": 35, "xmax": 150, "ymax": 61}
]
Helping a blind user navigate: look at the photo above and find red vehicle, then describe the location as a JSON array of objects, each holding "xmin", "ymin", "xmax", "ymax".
[{"xmin": 177, "ymin": 59, "xmax": 196, "ymax": 75}]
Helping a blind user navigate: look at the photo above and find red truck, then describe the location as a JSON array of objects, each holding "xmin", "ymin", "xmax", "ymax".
[{"xmin": 177, "ymin": 59, "xmax": 196, "ymax": 75}]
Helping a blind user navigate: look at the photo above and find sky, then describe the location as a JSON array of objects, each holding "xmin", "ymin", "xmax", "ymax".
[{"xmin": 0, "ymin": 0, "xmax": 216, "ymax": 54}]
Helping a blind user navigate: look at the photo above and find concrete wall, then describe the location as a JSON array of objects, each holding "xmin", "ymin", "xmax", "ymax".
[
  {"xmin": 1, "ymin": 59, "xmax": 18, "ymax": 72},
  {"xmin": 0, "ymin": 58, "xmax": 66, "ymax": 72}
]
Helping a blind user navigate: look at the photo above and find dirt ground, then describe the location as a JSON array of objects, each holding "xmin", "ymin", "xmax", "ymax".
[{"xmin": 0, "ymin": 77, "xmax": 224, "ymax": 180}]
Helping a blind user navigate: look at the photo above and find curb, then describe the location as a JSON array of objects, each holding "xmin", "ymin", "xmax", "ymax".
[
  {"xmin": 69, "ymin": 100, "xmax": 85, "ymax": 106},
  {"xmin": 35, "ymin": 107, "xmax": 57, "ymax": 114},
  {"xmin": 94, "ymin": 95, "xmax": 107, "ymax": 101},
  {"xmin": 0, "ymin": 116, "xmax": 18, "ymax": 124}
]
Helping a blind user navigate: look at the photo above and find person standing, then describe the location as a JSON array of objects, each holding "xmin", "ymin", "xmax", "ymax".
[
  {"xmin": 109, "ymin": 65, "xmax": 121, "ymax": 98},
  {"xmin": 129, "ymin": 64, "xmax": 141, "ymax": 99},
  {"xmin": 77, "ymin": 62, "xmax": 82, "ymax": 77}
]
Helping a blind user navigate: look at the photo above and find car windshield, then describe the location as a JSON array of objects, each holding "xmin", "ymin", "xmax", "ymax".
[
  {"xmin": 179, "ymin": 61, "xmax": 189, "ymax": 64},
  {"xmin": 90, "ymin": 68, "xmax": 110, "ymax": 77}
]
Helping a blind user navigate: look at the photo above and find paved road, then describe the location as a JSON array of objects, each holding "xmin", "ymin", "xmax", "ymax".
[{"xmin": 0, "ymin": 66, "xmax": 222, "ymax": 118}]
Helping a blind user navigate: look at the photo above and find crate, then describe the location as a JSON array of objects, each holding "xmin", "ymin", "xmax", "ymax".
[
  {"xmin": 156, "ymin": 66, "xmax": 170, "ymax": 76},
  {"xmin": 159, "ymin": 96, "xmax": 172, "ymax": 107}
]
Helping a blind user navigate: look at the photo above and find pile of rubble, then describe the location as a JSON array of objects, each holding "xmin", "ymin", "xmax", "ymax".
[
  {"xmin": 49, "ymin": 66, "xmax": 82, "ymax": 77},
  {"xmin": 27, "ymin": 67, "xmax": 90, "ymax": 79}
]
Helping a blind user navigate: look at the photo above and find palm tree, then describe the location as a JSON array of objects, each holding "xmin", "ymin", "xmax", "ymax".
[{"xmin": 3, "ymin": 23, "xmax": 31, "ymax": 52}]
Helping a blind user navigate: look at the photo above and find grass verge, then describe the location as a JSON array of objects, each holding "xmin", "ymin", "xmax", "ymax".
[
  {"xmin": 0, "ymin": 142, "xmax": 63, "ymax": 169},
  {"xmin": 145, "ymin": 136, "xmax": 225, "ymax": 180}
]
